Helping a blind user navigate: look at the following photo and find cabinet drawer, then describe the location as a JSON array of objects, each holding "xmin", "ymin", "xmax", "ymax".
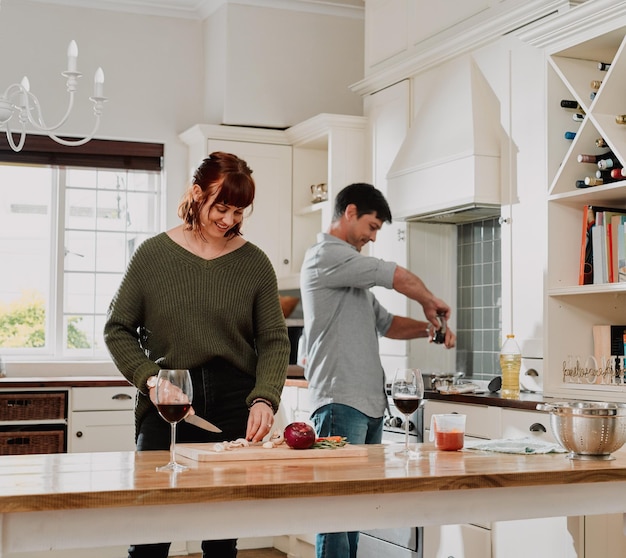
[
  {"xmin": 72, "ymin": 386, "xmax": 136, "ymax": 411},
  {"xmin": 500, "ymin": 409, "xmax": 555, "ymax": 444},
  {"xmin": 0, "ymin": 391, "xmax": 67, "ymax": 420},
  {"xmin": 424, "ymin": 400, "xmax": 500, "ymax": 439},
  {"xmin": 0, "ymin": 426, "xmax": 66, "ymax": 455}
]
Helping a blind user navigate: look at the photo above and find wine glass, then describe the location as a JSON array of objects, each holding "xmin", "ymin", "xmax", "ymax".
[
  {"xmin": 391, "ymin": 368, "xmax": 424, "ymax": 459},
  {"xmin": 155, "ymin": 369, "xmax": 193, "ymax": 472}
]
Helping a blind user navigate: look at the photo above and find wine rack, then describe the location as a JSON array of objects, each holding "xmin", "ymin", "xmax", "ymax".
[{"xmin": 545, "ymin": 25, "xmax": 626, "ymax": 401}]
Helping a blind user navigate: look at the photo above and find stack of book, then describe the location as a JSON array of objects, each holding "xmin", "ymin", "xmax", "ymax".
[{"xmin": 579, "ymin": 205, "xmax": 626, "ymax": 285}]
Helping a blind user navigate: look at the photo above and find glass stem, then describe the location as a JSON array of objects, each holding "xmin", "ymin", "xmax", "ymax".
[
  {"xmin": 404, "ymin": 415, "xmax": 410, "ymax": 453},
  {"xmin": 170, "ymin": 422, "xmax": 177, "ymax": 464}
]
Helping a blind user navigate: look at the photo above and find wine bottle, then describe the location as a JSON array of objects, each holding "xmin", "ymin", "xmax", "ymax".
[
  {"xmin": 595, "ymin": 169, "xmax": 614, "ymax": 180},
  {"xmin": 596, "ymin": 137, "xmax": 609, "ymax": 148},
  {"xmin": 616, "ymin": 115, "xmax": 626, "ymax": 124},
  {"xmin": 560, "ymin": 99, "xmax": 583, "ymax": 110},
  {"xmin": 564, "ymin": 131, "xmax": 576, "ymax": 140},
  {"xmin": 578, "ymin": 151, "xmax": 613, "ymax": 163},
  {"xmin": 590, "ymin": 80, "xmax": 602, "ymax": 90},
  {"xmin": 590, "ymin": 91, "xmax": 597, "ymax": 101},
  {"xmin": 585, "ymin": 176, "xmax": 605, "ymax": 186},
  {"xmin": 610, "ymin": 168, "xmax": 626, "ymax": 179},
  {"xmin": 597, "ymin": 156, "xmax": 622, "ymax": 170},
  {"xmin": 575, "ymin": 179, "xmax": 588, "ymax": 188},
  {"xmin": 572, "ymin": 113, "xmax": 585, "ymax": 122},
  {"xmin": 598, "ymin": 62, "xmax": 611, "ymax": 71}
]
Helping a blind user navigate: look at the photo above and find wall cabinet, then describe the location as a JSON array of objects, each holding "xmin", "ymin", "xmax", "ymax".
[
  {"xmin": 180, "ymin": 115, "xmax": 366, "ymax": 289},
  {"xmin": 69, "ymin": 387, "xmax": 135, "ymax": 453}
]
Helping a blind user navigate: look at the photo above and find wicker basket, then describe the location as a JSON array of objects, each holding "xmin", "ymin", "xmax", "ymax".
[
  {"xmin": 0, "ymin": 391, "xmax": 67, "ymax": 421},
  {"xmin": 0, "ymin": 429, "xmax": 65, "ymax": 455}
]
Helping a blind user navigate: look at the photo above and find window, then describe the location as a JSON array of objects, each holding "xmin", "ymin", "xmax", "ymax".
[{"xmin": 0, "ymin": 137, "xmax": 163, "ymax": 360}]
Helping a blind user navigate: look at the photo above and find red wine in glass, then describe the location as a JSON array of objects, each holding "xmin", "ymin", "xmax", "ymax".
[
  {"xmin": 157, "ymin": 403, "xmax": 192, "ymax": 423},
  {"xmin": 393, "ymin": 396, "xmax": 421, "ymax": 415}
]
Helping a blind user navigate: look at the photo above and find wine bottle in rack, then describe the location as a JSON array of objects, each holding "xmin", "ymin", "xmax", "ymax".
[
  {"xmin": 590, "ymin": 91, "xmax": 597, "ymax": 101},
  {"xmin": 598, "ymin": 156, "xmax": 622, "ymax": 170},
  {"xmin": 560, "ymin": 99, "xmax": 583, "ymax": 110},
  {"xmin": 590, "ymin": 80, "xmax": 602, "ymax": 90},
  {"xmin": 616, "ymin": 115, "xmax": 626, "ymax": 124},
  {"xmin": 610, "ymin": 168, "xmax": 626, "ymax": 179},
  {"xmin": 595, "ymin": 169, "xmax": 614, "ymax": 181},
  {"xmin": 585, "ymin": 176, "xmax": 605, "ymax": 186},
  {"xmin": 596, "ymin": 137, "xmax": 609, "ymax": 148},
  {"xmin": 598, "ymin": 62, "xmax": 611, "ymax": 71},
  {"xmin": 565, "ymin": 131, "xmax": 577, "ymax": 140},
  {"xmin": 578, "ymin": 152, "xmax": 613, "ymax": 163},
  {"xmin": 573, "ymin": 113, "xmax": 585, "ymax": 122}
]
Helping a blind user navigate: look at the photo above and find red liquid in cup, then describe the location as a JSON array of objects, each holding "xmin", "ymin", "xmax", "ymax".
[{"xmin": 435, "ymin": 429, "xmax": 464, "ymax": 451}]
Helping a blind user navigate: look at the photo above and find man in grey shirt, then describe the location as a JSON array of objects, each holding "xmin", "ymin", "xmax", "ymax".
[{"xmin": 300, "ymin": 183, "xmax": 455, "ymax": 558}]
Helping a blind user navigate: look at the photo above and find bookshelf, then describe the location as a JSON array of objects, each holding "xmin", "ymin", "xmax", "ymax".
[{"xmin": 544, "ymin": 22, "xmax": 626, "ymax": 400}]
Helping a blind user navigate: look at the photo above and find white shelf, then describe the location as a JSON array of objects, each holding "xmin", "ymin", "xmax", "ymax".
[
  {"xmin": 545, "ymin": 24, "xmax": 626, "ymax": 402},
  {"xmin": 296, "ymin": 201, "xmax": 329, "ymax": 216}
]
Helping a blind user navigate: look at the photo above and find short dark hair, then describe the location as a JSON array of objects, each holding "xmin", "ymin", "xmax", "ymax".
[{"xmin": 333, "ymin": 183, "xmax": 392, "ymax": 223}]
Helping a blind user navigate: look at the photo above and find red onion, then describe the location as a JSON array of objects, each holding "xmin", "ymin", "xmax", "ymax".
[{"xmin": 283, "ymin": 422, "xmax": 316, "ymax": 449}]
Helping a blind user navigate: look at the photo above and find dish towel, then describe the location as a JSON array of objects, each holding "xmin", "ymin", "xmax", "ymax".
[{"xmin": 464, "ymin": 437, "xmax": 567, "ymax": 454}]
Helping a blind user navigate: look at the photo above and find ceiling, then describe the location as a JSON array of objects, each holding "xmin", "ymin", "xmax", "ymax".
[{"xmin": 15, "ymin": 0, "xmax": 364, "ymax": 20}]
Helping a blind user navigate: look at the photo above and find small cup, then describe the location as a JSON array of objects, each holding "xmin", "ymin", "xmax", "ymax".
[{"xmin": 429, "ymin": 413, "xmax": 466, "ymax": 451}]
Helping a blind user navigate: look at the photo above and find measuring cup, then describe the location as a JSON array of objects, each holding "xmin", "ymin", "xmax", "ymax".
[{"xmin": 429, "ymin": 413, "xmax": 466, "ymax": 451}]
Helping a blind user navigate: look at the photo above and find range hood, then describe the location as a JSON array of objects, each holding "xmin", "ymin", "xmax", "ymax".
[{"xmin": 387, "ymin": 56, "xmax": 502, "ymax": 224}]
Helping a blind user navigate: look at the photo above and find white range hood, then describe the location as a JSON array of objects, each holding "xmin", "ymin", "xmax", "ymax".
[{"xmin": 387, "ymin": 56, "xmax": 503, "ymax": 224}]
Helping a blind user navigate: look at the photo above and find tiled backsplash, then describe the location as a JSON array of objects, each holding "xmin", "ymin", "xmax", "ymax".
[{"xmin": 456, "ymin": 218, "xmax": 502, "ymax": 380}]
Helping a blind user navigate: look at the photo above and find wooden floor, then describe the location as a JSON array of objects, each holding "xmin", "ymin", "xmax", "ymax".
[{"xmin": 186, "ymin": 549, "xmax": 286, "ymax": 558}]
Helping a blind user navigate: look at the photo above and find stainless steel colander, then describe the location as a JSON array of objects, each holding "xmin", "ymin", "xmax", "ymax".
[{"xmin": 537, "ymin": 401, "xmax": 626, "ymax": 460}]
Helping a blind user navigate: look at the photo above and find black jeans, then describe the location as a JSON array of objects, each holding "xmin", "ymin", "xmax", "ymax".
[{"xmin": 129, "ymin": 359, "xmax": 255, "ymax": 558}]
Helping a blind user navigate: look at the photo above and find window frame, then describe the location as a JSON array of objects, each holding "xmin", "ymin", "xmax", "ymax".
[{"xmin": 0, "ymin": 134, "xmax": 164, "ymax": 362}]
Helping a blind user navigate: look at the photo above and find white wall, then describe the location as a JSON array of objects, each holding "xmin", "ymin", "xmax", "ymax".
[
  {"xmin": 204, "ymin": 2, "xmax": 364, "ymax": 129},
  {"xmin": 0, "ymin": 0, "xmax": 204, "ymax": 226}
]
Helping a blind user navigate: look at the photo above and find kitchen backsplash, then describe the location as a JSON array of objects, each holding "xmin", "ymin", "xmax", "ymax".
[{"xmin": 456, "ymin": 217, "xmax": 502, "ymax": 381}]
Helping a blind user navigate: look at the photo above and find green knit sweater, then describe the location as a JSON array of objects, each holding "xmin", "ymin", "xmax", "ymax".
[{"xmin": 104, "ymin": 233, "xmax": 290, "ymax": 436}]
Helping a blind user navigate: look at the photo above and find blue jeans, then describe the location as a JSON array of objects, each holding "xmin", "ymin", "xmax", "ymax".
[{"xmin": 311, "ymin": 404, "xmax": 383, "ymax": 558}]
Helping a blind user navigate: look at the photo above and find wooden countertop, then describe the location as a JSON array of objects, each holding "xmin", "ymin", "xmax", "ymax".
[
  {"xmin": 3, "ymin": 443, "xmax": 626, "ymax": 514},
  {"xmin": 0, "ymin": 376, "xmax": 133, "ymax": 389},
  {"xmin": 5, "ymin": 443, "xmax": 626, "ymax": 554}
]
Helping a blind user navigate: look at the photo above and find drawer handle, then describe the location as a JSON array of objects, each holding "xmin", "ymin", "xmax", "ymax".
[
  {"xmin": 529, "ymin": 422, "xmax": 547, "ymax": 433},
  {"xmin": 112, "ymin": 393, "xmax": 133, "ymax": 401}
]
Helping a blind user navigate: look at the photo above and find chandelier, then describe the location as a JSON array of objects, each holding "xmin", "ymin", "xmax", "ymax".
[{"xmin": 0, "ymin": 40, "xmax": 106, "ymax": 152}]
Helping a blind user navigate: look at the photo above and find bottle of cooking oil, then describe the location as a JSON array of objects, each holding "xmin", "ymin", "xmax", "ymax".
[{"xmin": 500, "ymin": 334, "xmax": 521, "ymax": 399}]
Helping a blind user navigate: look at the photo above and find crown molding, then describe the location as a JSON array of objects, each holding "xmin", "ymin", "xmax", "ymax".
[{"xmin": 8, "ymin": 0, "xmax": 363, "ymax": 20}]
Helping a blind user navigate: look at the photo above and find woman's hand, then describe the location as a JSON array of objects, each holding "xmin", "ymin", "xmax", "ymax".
[{"xmin": 246, "ymin": 399, "xmax": 275, "ymax": 443}]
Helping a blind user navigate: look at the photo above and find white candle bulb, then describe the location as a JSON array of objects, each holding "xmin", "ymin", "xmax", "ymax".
[
  {"xmin": 94, "ymin": 67, "xmax": 104, "ymax": 98},
  {"xmin": 67, "ymin": 40, "xmax": 78, "ymax": 72},
  {"xmin": 20, "ymin": 76, "xmax": 30, "ymax": 107}
]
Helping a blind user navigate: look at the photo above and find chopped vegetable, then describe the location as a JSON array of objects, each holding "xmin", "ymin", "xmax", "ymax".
[{"xmin": 312, "ymin": 436, "xmax": 348, "ymax": 449}]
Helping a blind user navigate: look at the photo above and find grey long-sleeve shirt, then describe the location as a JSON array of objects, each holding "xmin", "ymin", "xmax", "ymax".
[{"xmin": 300, "ymin": 233, "xmax": 396, "ymax": 418}]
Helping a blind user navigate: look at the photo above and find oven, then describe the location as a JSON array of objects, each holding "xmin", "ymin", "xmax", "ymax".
[{"xmin": 357, "ymin": 389, "xmax": 424, "ymax": 558}]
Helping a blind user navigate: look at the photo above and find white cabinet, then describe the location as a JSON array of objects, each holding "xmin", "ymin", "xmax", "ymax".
[
  {"xmin": 424, "ymin": 523, "xmax": 491, "ymax": 558},
  {"xmin": 69, "ymin": 386, "xmax": 136, "ymax": 453},
  {"xmin": 422, "ymin": 400, "xmax": 582, "ymax": 558},
  {"xmin": 180, "ymin": 115, "xmax": 366, "ymax": 289}
]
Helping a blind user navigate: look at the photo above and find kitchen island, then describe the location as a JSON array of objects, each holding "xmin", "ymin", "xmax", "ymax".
[{"xmin": 3, "ymin": 444, "xmax": 626, "ymax": 555}]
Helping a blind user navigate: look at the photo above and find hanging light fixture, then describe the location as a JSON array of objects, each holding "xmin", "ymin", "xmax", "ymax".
[{"xmin": 0, "ymin": 40, "xmax": 106, "ymax": 152}]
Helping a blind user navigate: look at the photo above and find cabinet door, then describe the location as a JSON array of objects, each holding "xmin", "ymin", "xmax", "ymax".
[
  {"xmin": 207, "ymin": 139, "xmax": 292, "ymax": 279},
  {"xmin": 69, "ymin": 410, "xmax": 135, "ymax": 453},
  {"xmin": 423, "ymin": 523, "xmax": 491, "ymax": 558}
]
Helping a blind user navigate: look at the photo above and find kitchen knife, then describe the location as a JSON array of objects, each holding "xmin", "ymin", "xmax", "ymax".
[{"xmin": 184, "ymin": 414, "xmax": 222, "ymax": 433}]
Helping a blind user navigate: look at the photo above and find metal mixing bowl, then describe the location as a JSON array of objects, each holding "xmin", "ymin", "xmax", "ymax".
[{"xmin": 536, "ymin": 401, "xmax": 626, "ymax": 460}]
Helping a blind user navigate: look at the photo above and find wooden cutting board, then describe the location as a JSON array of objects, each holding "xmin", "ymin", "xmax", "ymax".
[{"xmin": 176, "ymin": 442, "xmax": 368, "ymax": 462}]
